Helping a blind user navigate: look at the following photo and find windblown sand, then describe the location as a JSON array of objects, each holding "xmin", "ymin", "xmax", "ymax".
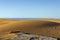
[{"xmin": 0, "ymin": 19, "xmax": 60, "ymax": 38}]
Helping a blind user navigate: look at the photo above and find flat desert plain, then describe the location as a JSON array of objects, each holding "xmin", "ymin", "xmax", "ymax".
[{"xmin": 0, "ymin": 19, "xmax": 60, "ymax": 38}]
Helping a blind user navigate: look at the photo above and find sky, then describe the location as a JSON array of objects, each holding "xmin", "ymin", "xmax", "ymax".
[{"xmin": 0, "ymin": 0, "xmax": 60, "ymax": 18}]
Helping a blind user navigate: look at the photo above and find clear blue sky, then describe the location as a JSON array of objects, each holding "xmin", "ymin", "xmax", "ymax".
[{"xmin": 0, "ymin": 0, "xmax": 60, "ymax": 18}]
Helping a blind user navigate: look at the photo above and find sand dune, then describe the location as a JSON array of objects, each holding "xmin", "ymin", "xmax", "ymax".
[{"xmin": 0, "ymin": 19, "xmax": 60, "ymax": 38}]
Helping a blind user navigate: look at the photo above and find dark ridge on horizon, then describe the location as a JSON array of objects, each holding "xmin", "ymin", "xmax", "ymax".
[{"xmin": 3, "ymin": 18, "xmax": 60, "ymax": 20}]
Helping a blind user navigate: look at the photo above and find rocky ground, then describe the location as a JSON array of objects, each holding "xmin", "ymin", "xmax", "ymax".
[{"xmin": 4, "ymin": 32, "xmax": 57, "ymax": 40}]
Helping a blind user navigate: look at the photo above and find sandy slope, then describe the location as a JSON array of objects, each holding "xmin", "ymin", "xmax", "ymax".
[{"xmin": 0, "ymin": 19, "xmax": 60, "ymax": 38}]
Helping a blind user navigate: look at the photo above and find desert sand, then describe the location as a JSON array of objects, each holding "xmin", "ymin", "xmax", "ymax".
[{"xmin": 0, "ymin": 19, "xmax": 60, "ymax": 38}]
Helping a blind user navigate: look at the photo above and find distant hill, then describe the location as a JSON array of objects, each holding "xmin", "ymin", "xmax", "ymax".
[{"xmin": 2, "ymin": 18, "xmax": 60, "ymax": 20}]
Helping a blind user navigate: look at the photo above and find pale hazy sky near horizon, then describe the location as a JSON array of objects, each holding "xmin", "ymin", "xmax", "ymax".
[{"xmin": 0, "ymin": 0, "xmax": 60, "ymax": 18}]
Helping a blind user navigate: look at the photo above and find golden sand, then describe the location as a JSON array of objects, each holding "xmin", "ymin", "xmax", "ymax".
[{"xmin": 0, "ymin": 19, "xmax": 60, "ymax": 38}]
